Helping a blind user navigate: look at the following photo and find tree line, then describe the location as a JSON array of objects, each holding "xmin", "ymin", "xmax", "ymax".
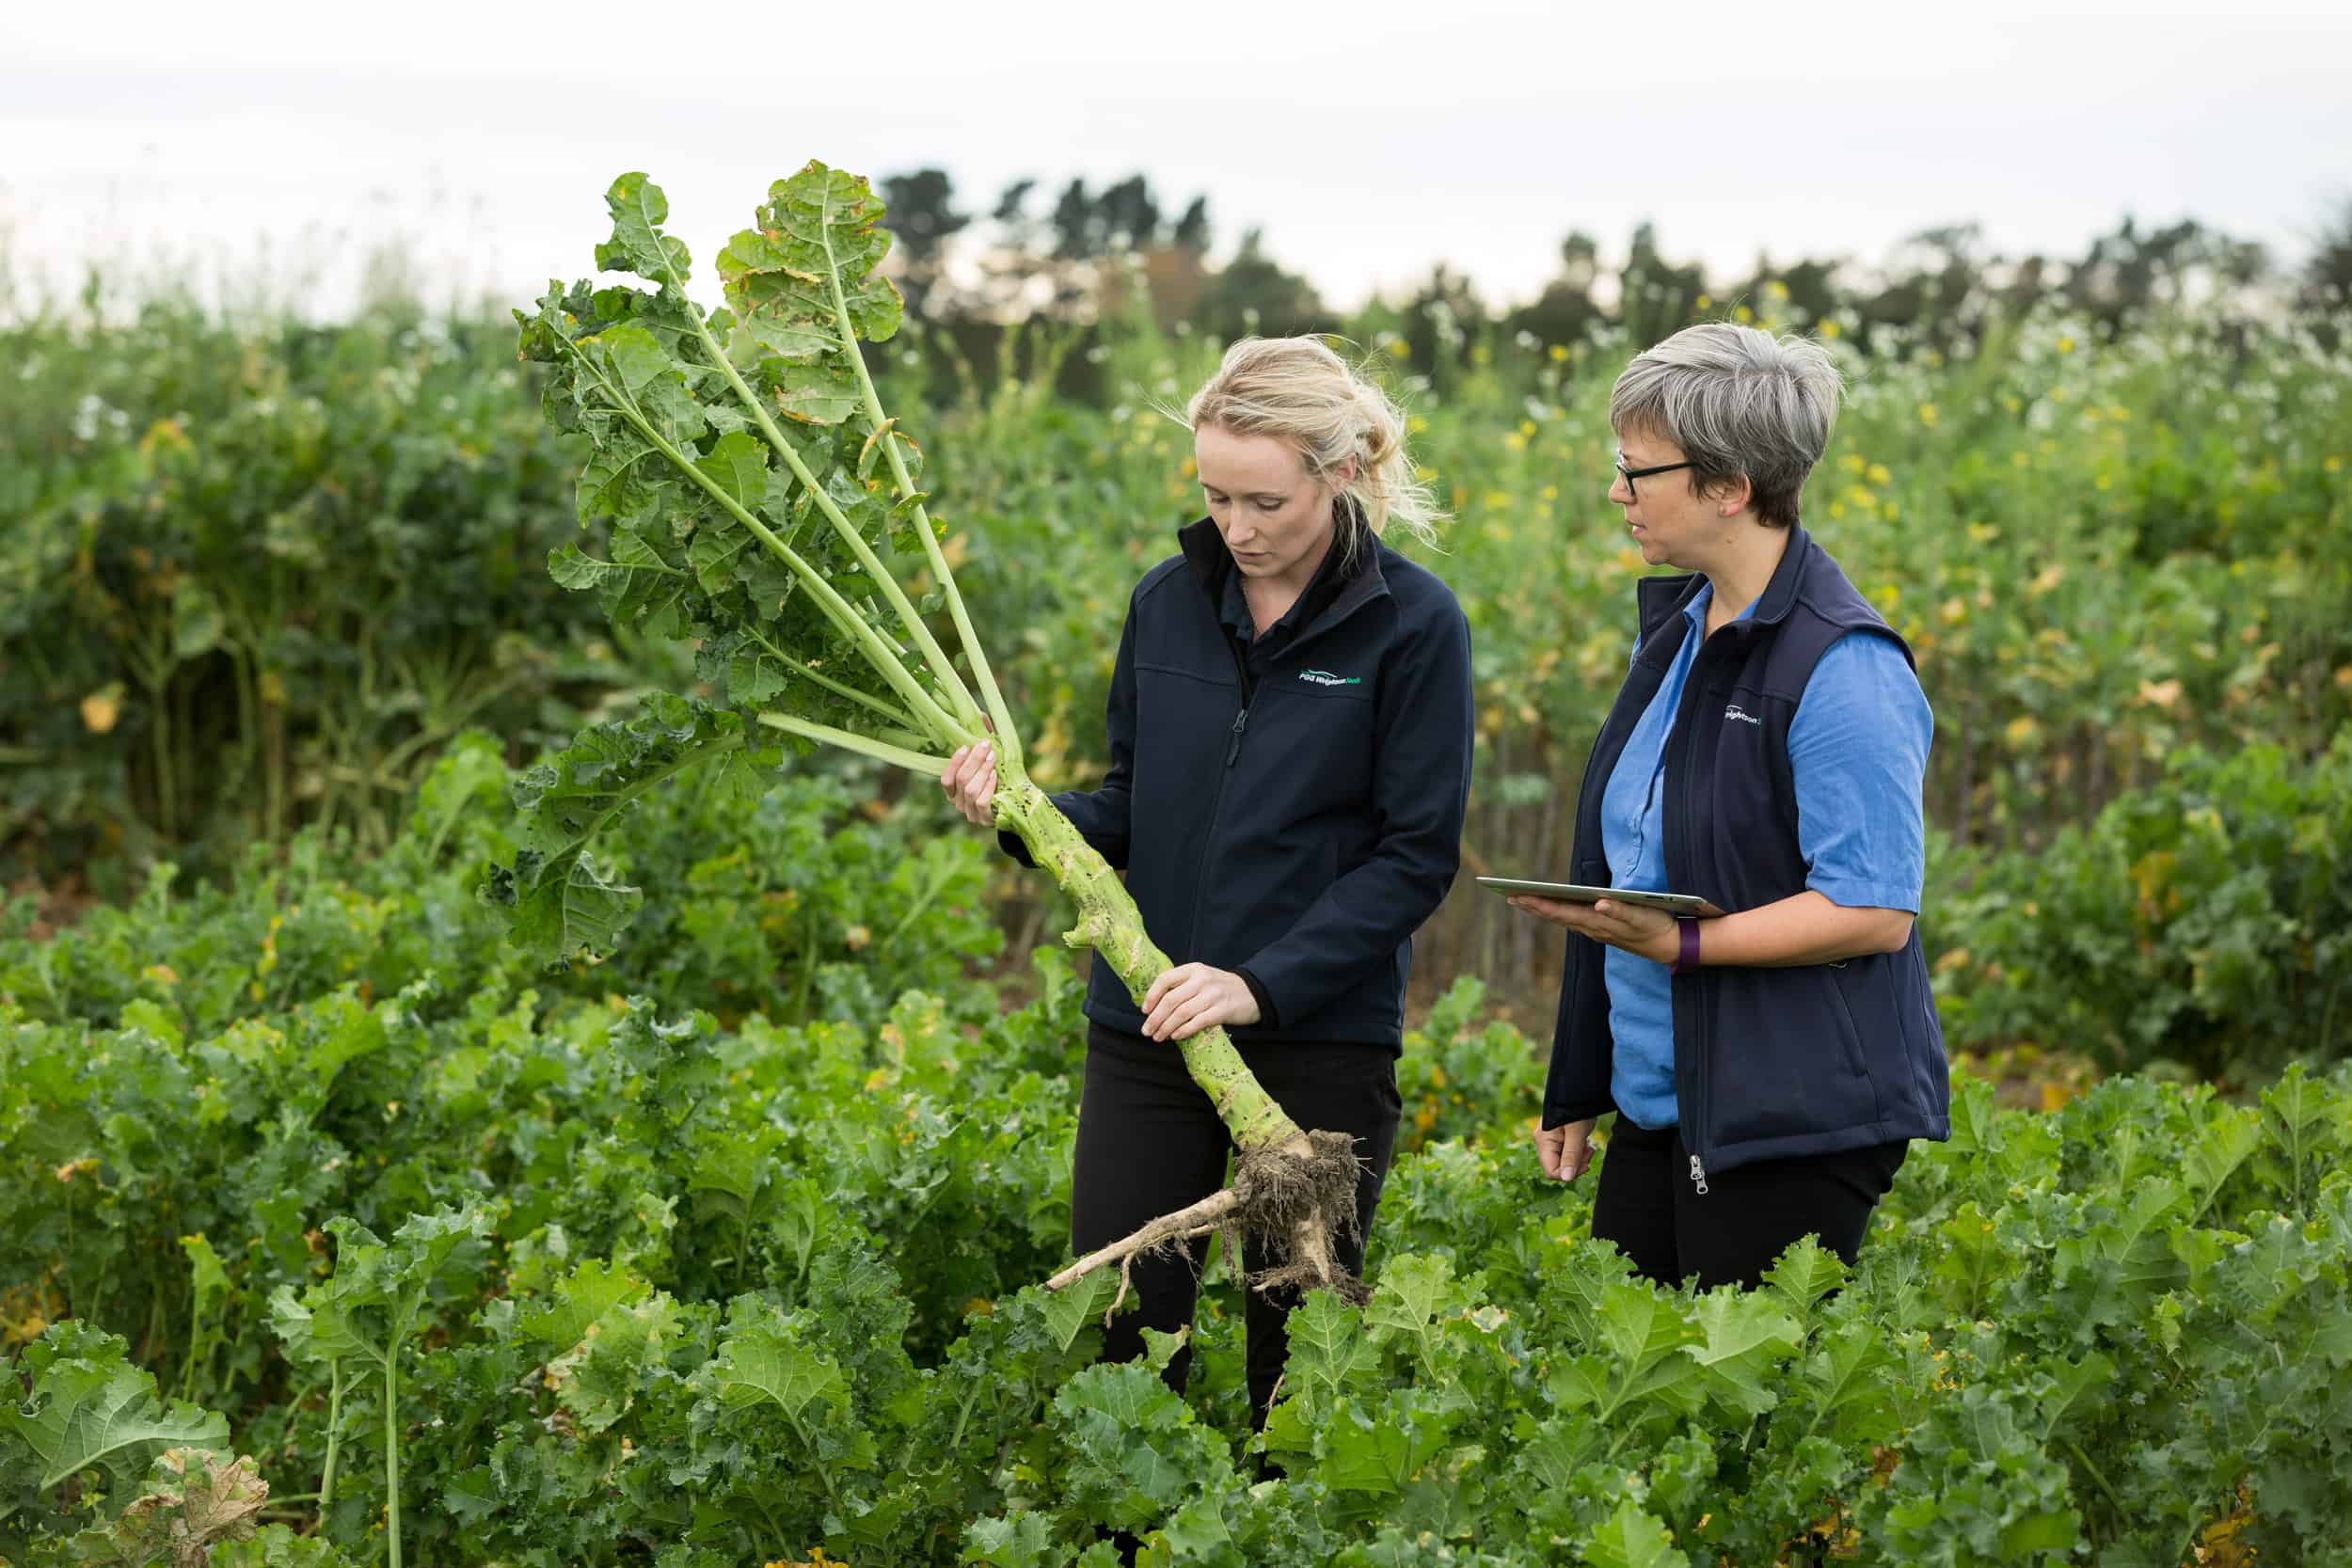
[{"xmin": 878, "ymin": 167, "xmax": 2352, "ymax": 358}]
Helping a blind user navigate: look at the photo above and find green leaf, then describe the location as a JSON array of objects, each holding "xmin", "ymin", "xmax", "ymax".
[
  {"xmin": 574, "ymin": 431, "xmax": 669, "ymax": 524},
  {"xmin": 1796, "ymin": 1322, "xmax": 1899, "ymax": 1439},
  {"xmin": 718, "ymin": 161, "xmax": 903, "ymax": 429},
  {"xmin": 0, "ymin": 1323, "xmax": 230, "ymax": 1492},
  {"xmin": 1314, "ymin": 1390, "xmax": 1459, "ymax": 1497},
  {"xmin": 1682, "ymin": 1290, "xmax": 1801, "ymax": 1418},
  {"xmin": 961, "ymin": 1511, "xmax": 1058, "ymax": 1568},
  {"xmin": 697, "ymin": 429, "xmax": 771, "ymax": 513},
  {"xmin": 1763, "ymin": 1234, "xmax": 1848, "ymax": 1328},
  {"xmin": 482, "ymin": 697, "xmax": 766, "ymax": 961},
  {"xmin": 1363, "ymin": 1251, "xmax": 1462, "ymax": 1378},
  {"xmin": 490, "ymin": 847, "xmax": 644, "ymax": 965},
  {"xmin": 182, "ymin": 1233, "xmax": 230, "ymax": 1320},
  {"xmin": 595, "ymin": 171, "xmax": 691, "ymax": 282},
  {"xmin": 1031, "ymin": 1269, "xmax": 1125, "ymax": 1355},
  {"xmin": 562, "ymin": 1292, "xmax": 679, "ymax": 1433},
  {"xmin": 520, "ymin": 1259, "xmax": 649, "ymax": 1352},
  {"xmin": 709, "ymin": 1310, "xmax": 848, "ymax": 1423},
  {"xmin": 689, "ymin": 1129, "xmax": 776, "ymax": 1228},
  {"xmin": 1282, "ymin": 1289, "xmax": 1381, "ymax": 1409},
  {"xmin": 1581, "ymin": 1497, "xmax": 1689, "ymax": 1568},
  {"xmin": 2184, "ymin": 1103, "xmax": 2262, "ymax": 1220},
  {"xmin": 268, "ymin": 1285, "xmax": 372, "ymax": 1368},
  {"xmin": 768, "ymin": 355, "xmax": 864, "ymax": 427}
]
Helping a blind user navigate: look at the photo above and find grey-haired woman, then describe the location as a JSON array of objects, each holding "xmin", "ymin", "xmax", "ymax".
[{"xmin": 1505, "ymin": 322, "xmax": 1949, "ymax": 1290}]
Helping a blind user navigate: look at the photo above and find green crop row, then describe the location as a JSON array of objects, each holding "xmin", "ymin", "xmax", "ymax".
[{"xmin": 8, "ymin": 904, "xmax": 2352, "ymax": 1563}]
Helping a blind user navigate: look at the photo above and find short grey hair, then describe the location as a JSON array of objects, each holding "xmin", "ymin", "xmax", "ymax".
[{"xmin": 1608, "ymin": 324, "xmax": 1844, "ymax": 530}]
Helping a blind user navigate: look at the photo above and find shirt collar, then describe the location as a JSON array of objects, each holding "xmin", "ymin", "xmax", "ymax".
[{"xmin": 1681, "ymin": 581, "xmax": 1759, "ymax": 633}]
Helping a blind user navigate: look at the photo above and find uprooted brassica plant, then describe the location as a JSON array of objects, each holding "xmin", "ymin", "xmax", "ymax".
[{"xmin": 485, "ymin": 163, "xmax": 1364, "ymax": 1303}]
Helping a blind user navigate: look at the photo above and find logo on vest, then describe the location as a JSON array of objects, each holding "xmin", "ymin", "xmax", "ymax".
[
  {"xmin": 1299, "ymin": 669, "xmax": 1362, "ymax": 687},
  {"xmin": 1724, "ymin": 704, "xmax": 1763, "ymax": 726}
]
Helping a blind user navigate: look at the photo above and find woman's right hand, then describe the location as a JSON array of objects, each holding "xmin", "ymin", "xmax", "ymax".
[
  {"xmin": 940, "ymin": 739, "xmax": 998, "ymax": 826},
  {"xmin": 1534, "ymin": 1117, "xmax": 1597, "ymax": 1183}
]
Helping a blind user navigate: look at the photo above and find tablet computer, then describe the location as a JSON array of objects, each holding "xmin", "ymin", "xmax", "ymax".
[{"xmin": 1475, "ymin": 877, "xmax": 1725, "ymax": 918}]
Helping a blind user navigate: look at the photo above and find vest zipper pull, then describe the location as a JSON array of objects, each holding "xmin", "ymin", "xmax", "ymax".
[
  {"xmin": 1226, "ymin": 707, "xmax": 1250, "ymax": 768},
  {"xmin": 1688, "ymin": 1154, "xmax": 1709, "ymax": 1196}
]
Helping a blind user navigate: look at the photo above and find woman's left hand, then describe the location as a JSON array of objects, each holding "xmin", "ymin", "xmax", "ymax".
[
  {"xmin": 1506, "ymin": 895, "xmax": 1679, "ymax": 965},
  {"xmin": 1139, "ymin": 963, "xmax": 1263, "ymax": 1042}
]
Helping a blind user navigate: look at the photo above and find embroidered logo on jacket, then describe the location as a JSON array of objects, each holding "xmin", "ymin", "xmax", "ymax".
[
  {"xmin": 1299, "ymin": 669, "xmax": 1363, "ymax": 687},
  {"xmin": 1724, "ymin": 704, "xmax": 1763, "ymax": 725}
]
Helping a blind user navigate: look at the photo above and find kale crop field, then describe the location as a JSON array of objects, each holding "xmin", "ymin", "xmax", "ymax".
[{"xmin": 5, "ymin": 163, "xmax": 2350, "ymax": 1565}]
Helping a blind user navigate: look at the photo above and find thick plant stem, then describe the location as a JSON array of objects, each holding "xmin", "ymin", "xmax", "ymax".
[
  {"xmin": 994, "ymin": 778, "xmax": 1298, "ymax": 1155},
  {"xmin": 755, "ymin": 711, "xmax": 944, "ymax": 773},
  {"xmin": 316, "ymin": 1358, "xmax": 344, "ymax": 1535},
  {"xmin": 383, "ymin": 1351, "xmax": 401, "ymax": 1568},
  {"xmin": 676, "ymin": 302, "xmax": 984, "ymax": 735},
  {"xmin": 818, "ymin": 201, "xmax": 1022, "ymax": 772}
]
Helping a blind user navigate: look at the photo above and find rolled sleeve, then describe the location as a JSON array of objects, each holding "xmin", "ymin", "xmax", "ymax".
[{"xmin": 1788, "ymin": 631, "xmax": 1933, "ymax": 914}]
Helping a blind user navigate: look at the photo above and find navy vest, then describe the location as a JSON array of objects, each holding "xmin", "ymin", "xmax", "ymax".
[{"xmin": 1540, "ymin": 526, "xmax": 1951, "ymax": 1181}]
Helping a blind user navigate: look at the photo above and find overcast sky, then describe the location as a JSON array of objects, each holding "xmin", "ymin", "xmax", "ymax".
[{"xmin": 7, "ymin": 0, "xmax": 2350, "ymax": 318}]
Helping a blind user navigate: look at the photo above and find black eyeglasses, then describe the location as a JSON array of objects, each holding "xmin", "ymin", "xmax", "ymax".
[{"xmin": 1615, "ymin": 454, "xmax": 1693, "ymax": 497}]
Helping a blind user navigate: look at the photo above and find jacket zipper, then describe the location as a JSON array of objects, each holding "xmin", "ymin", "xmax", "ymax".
[
  {"xmin": 1181, "ymin": 634, "xmax": 1258, "ymax": 957},
  {"xmin": 1674, "ymin": 627, "xmax": 1723, "ymax": 1197},
  {"xmin": 1175, "ymin": 559, "xmax": 1386, "ymax": 959}
]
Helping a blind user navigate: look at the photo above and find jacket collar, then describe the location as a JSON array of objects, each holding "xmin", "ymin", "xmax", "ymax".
[
  {"xmin": 1178, "ymin": 504, "xmax": 1389, "ymax": 644},
  {"xmin": 1635, "ymin": 524, "xmax": 1814, "ymax": 648}
]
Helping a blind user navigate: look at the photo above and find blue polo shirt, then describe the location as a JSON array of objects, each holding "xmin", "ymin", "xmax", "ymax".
[{"xmin": 1602, "ymin": 582, "xmax": 1933, "ymax": 1131}]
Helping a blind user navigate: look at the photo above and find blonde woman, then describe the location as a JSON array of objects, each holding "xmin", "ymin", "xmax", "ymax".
[{"xmin": 943, "ymin": 337, "xmax": 1472, "ymax": 1424}]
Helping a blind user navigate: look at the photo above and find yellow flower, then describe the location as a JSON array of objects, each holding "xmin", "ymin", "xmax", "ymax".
[
  {"xmin": 1867, "ymin": 463, "xmax": 1892, "ymax": 485},
  {"xmin": 1820, "ymin": 319, "xmax": 1841, "ymax": 338},
  {"xmin": 2057, "ymin": 335, "xmax": 2075, "ymax": 354},
  {"xmin": 80, "ymin": 686, "xmax": 125, "ymax": 735},
  {"xmin": 1549, "ymin": 343, "xmax": 1570, "ymax": 362},
  {"xmin": 1916, "ymin": 402, "xmax": 1939, "ymax": 427}
]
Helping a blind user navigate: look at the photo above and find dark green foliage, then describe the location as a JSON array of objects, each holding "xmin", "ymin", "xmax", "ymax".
[
  {"xmin": 13, "ymin": 802, "xmax": 2352, "ymax": 1565},
  {"xmin": 1930, "ymin": 732, "xmax": 2352, "ymax": 1079}
]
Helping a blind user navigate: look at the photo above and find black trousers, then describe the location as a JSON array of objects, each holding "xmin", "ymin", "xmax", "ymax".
[
  {"xmin": 1071, "ymin": 1021, "xmax": 1403, "ymax": 1421},
  {"xmin": 1591, "ymin": 1117, "xmax": 1907, "ymax": 1291}
]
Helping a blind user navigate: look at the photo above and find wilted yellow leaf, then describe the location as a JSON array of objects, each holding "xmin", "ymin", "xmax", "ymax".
[{"xmin": 2137, "ymin": 678, "xmax": 2183, "ymax": 709}]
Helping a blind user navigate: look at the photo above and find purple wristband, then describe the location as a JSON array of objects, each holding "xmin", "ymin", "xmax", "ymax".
[{"xmin": 1670, "ymin": 916, "xmax": 1702, "ymax": 975}]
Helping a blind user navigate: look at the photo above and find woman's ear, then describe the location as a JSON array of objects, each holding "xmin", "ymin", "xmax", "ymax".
[
  {"xmin": 1715, "ymin": 472, "xmax": 1755, "ymax": 517},
  {"xmin": 1329, "ymin": 455, "xmax": 1359, "ymax": 492}
]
